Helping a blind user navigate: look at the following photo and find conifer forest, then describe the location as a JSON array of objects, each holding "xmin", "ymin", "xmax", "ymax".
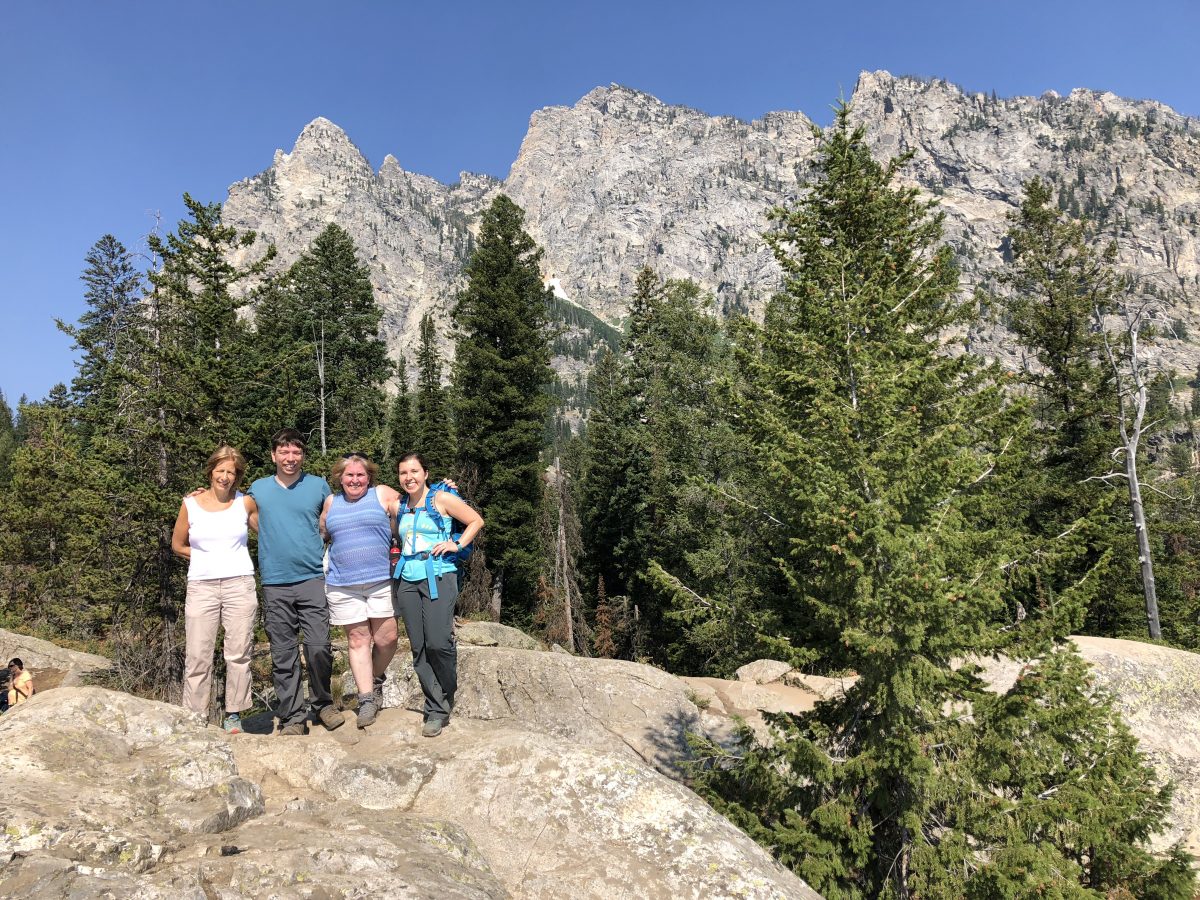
[{"xmin": 3, "ymin": 109, "xmax": 1200, "ymax": 896}]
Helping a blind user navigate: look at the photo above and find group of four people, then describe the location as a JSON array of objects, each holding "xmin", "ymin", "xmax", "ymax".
[{"xmin": 171, "ymin": 428, "xmax": 483, "ymax": 737}]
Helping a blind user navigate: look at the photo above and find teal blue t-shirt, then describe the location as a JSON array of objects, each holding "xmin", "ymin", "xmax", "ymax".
[{"xmin": 249, "ymin": 472, "xmax": 331, "ymax": 585}]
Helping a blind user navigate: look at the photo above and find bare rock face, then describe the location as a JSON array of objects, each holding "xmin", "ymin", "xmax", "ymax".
[
  {"xmin": 239, "ymin": 720, "xmax": 819, "ymax": 900},
  {"xmin": 381, "ymin": 644, "xmax": 728, "ymax": 776},
  {"xmin": 848, "ymin": 71, "xmax": 1200, "ymax": 373},
  {"xmin": 1, "ymin": 671, "xmax": 819, "ymax": 898},
  {"xmin": 222, "ymin": 74, "xmax": 1200, "ymax": 384},
  {"xmin": 455, "ymin": 620, "xmax": 547, "ymax": 650}
]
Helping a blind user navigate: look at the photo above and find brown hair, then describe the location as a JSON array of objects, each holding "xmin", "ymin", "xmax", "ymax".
[
  {"xmin": 271, "ymin": 428, "xmax": 306, "ymax": 452},
  {"xmin": 205, "ymin": 445, "xmax": 247, "ymax": 481},
  {"xmin": 330, "ymin": 453, "xmax": 381, "ymax": 491}
]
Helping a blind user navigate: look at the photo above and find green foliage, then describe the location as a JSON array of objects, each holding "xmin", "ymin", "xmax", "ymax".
[
  {"xmin": 55, "ymin": 234, "xmax": 143, "ymax": 418},
  {"xmin": 143, "ymin": 193, "xmax": 276, "ymax": 457},
  {"xmin": 452, "ymin": 195, "xmax": 554, "ymax": 619},
  {"xmin": 577, "ymin": 269, "xmax": 793, "ymax": 672},
  {"xmin": 253, "ymin": 222, "xmax": 387, "ymax": 456},
  {"xmin": 384, "ymin": 351, "xmax": 415, "ymax": 476},
  {"xmin": 692, "ymin": 105, "xmax": 1191, "ymax": 898},
  {"xmin": 0, "ymin": 390, "xmax": 14, "ymax": 487},
  {"xmin": 995, "ymin": 178, "xmax": 1131, "ymax": 644},
  {"xmin": 414, "ymin": 313, "xmax": 455, "ymax": 478}
]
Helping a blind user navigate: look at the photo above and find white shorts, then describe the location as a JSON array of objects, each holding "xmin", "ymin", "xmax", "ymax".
[{"xmin": 326, "ymin": 580, "xmax": 394, "ymax": 626}]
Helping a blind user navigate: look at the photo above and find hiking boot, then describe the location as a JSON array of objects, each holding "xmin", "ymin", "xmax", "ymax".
[
  {"xmin": 278, "ymin": 721, "xmax": 308, "ymax": 736},
  {"xmin": 222, "ymin": 713, "xmax": 242, "ymax": 735},
  {"xmin": 317, "ymin": 704, "xmax": 345, "ymax": 731},
  {"xmin": 356, "ymin": 695, "xmax": 379, "ymax": 729},
  {"xmin": 421, "ymin": 717, "xmax": 445, "ymax": 738},
  {"xmin": 372, "ymin": 674, "xmax": 386, "ymax": 705}
]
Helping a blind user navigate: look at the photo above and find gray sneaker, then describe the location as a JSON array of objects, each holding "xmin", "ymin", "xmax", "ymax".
[
  {"xmin": 372, "ymin": 674, "xmax": 386, "ymax": 705},
  {"xmin": 356, "ymin": 695, "xmax": 379, "ymax": 729},
  {"xmin": 279, "ymin": 721, "xmax": 308, "ymax": 736},
  {"xmin": 421, "ymin": 717, "xmax": 445, "ymax": 738},
  {"xmin": 317, "ymin": 704, "xmax": 345, "ymax": 731}
]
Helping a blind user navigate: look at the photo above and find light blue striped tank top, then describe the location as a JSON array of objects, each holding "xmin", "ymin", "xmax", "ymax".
[{"xmin": 325, "ymin": 487, "xmax": 391, "ymax": 586}]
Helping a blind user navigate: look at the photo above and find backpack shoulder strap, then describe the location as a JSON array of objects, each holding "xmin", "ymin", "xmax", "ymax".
[{"xmin": 424, "ymin": 482, "xmax": 448, "ymax": 533}]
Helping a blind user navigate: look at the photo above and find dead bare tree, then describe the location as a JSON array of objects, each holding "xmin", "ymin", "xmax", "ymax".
[{"xmin": 1091, "ymin": 295, "xmax": 1165, "ymax": 639}]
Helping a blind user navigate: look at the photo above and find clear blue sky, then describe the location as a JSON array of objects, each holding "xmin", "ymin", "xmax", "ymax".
[{"xmin": 2, "ymin": 0, "xmax": 1197, "ymax": 406}]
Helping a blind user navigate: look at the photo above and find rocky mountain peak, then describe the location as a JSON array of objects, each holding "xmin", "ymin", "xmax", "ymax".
[{"xmin": 223, "ymin": 75, "xmax": 1200, "ymax": 394}]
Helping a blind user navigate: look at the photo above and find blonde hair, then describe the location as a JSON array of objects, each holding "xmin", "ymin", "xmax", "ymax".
[
  {"xmin": 330, "ymin": 453, "xmax": 381, "ymax": 491},
  {"xmin": 205, "ymin": 445, "xmax": 247, "ymax": 481}
]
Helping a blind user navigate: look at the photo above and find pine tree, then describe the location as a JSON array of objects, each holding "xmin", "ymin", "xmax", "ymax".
[
  {"xmin": 0, "ymin": 390, "xmax": 15, "ymax": 487},
  {"xmin": 414, "ymin": 312, "xmax": 455, "ymax": 478},
  {"xmin": 452, "ymin": 194, "xmax": 553, "ymax": 619},
  {"xmin": 690, "ymin": 106, "xmax": 1188, "ymax": 897},
  {"xmin": 256, "ymin": 222, "xmax": 387, "ymax": 456},
  {"xmin": 384, "ymin": 351, "xmax": 416, "ymax": 476},
  {"xmin": 997, "ymin": 178, "xmax": 1129, "ymax": 641},
  {"xmin": 55, "ymin": 234, "xmax": 143, "ymax": 416},
  {"xmin": 143, "ymin": 192, "xmax": 276, "ymax": 457},
  {"xmin": 1190, "ymin": 365, "xmax": 1200, "ymax": 419},
  {"xmin": 577, "ymin": 346, "xmax": 643, "ymax": 600}
]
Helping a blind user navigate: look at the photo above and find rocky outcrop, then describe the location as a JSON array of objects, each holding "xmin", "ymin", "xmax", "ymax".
[
  {"xmin": 979, "ymin": 636, "xmax": 1200, "ymax": 857},
  {"xmin": 222, "ymin": 74, "xmax": 1200, "ymax": 386},
  {"xmin": 380, "ymin": 643, "xmax": 732, "ymax": 776},
  {"xmin": 1, "ymin": 676, "xmax": 818, "ymax": 898},
  {"xmin": 0, "ymin": 627, "xmax": 110, "ymax": 689}
]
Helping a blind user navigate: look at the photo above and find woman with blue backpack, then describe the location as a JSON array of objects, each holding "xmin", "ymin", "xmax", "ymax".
[{"xmin": 391, "ymin": 452, "xmax": 484, "ymax": 737}]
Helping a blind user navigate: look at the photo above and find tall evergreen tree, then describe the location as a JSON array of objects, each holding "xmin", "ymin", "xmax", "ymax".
[
  {"xmin": 143, "ymin": 192, "xmax": 275, "ymax": 457},
  {"xmin": 0, "ymin": 390, "xmax": 15, "ymax": 487},
  {"xmin": 56, "ymin": 234, "xmax": 143, "ymax": 416},
  {"xmin": 384, "ymin": 351, "xmax": 416, "ymax": 477},
  {"xmin": 692, "ymin": 107, "xmax": 1189, "ymax": 897},
  {"xmin": 578, "ymin": 268, "xmax": 785, "ymax": 671},
  {"xmin": 255, "ymin": 222, "xmax": 387, "ymax": 456},
  {"xmin": 414, "ymin": 312, "xmax": 455, "ymax": 478},
  {"xmin": 452, "ymin": 194, "xmax": 553, "ymax": 620}
]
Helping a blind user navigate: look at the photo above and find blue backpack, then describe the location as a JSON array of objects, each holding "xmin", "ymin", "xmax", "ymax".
[{"xmin": 391, "ymin": 481, "xmax": 473, "ymax": 599}]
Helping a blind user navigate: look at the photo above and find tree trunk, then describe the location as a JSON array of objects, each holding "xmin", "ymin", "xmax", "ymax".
[
  {"xmin": 315, "ymin": 320, "xmax": 327, "ymax": 454},
  {"xmin": 1124, "ymin": 413, "xmax": 1161, "ymax": 639}
]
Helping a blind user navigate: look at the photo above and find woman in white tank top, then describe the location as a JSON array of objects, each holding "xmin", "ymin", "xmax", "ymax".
[{"xmin": 170, "ymin": 445, "xmax": 260, "ymax": 733}]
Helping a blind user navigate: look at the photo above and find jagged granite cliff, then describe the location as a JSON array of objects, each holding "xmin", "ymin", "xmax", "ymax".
[{"xmin": 222, "ymin": 71, "xmax": 1200, "ymax": 378}]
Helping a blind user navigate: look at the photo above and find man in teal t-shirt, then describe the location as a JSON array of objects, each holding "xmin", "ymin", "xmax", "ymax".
[{"xmin": 248, "ymin": 428, "xmax": 341, "ymax": 734}]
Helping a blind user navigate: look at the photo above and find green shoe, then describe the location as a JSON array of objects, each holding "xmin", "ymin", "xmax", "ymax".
[
  {"xmin": 222, "ymin": 713, "xmax": 242, "ymax": 735},
  {"xmin": 421, "ymin": 718, "xmax": 445, "ymax": 738}
]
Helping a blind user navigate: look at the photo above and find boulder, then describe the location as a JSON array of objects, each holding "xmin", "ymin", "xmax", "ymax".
[
  {"xmin": 734, "ymin": 658, "xmax": 793, "ymax": 685},
  {"xmin": 0, "ymin": 687, "xmax": 509, "ymax": 898},
  {"xmin": 382, "ymin": 645, "xmax": 731, "ymax": 775},
  {"xmin": 0, "ymin": 679, "xmax": 820, "ymax": 899},
  {"xmin": 455, "ymin": 621, "xmax": 546, "ymax": 651},
  {"xmin": 1071, "ymin": 636, "xmax": 1200, "ymax": 856},
  {"xmin": 0, "ymin": 627, "xmax": 110, "ymax": 689},
  {"xmin": 236, "ymin": 715, "xmax": 821, "ymax": 900},
  {"xmin": 974, "ymin": 635, "xmax": 1200, "ymax": 856}
]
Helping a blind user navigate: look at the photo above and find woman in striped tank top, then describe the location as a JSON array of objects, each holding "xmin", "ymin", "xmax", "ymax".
[{"xmin": 320, "ymin": 453, "xmax": 401, "ymax": 728}]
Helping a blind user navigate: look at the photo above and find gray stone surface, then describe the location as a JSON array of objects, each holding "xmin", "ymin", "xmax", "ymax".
[
  {"xmin": 383, "ymin": 644, "xmax": 723, "ymax": 775},
  {"xmin": 455, "ymin": 620, "xmax": 547, "ymax": 650},
  {"xmin": 0, "ymin": 670, "xmax": 820, "ymax": 898},
  {"xmin": 236, "ymin": 718, "xmax": 821, "ymax": 900},
  {"xmin": 734, "ymin": 658, "xmax": 793, "ymax": 684}
]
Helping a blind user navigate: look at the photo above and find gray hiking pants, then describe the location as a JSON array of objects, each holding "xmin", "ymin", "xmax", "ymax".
[
  {"xmin": 394, "ymin": 573, "xmax": 457, "ymax": 721},
  {"xmin": 262, "ymin": 577, "xmax": 334, "ymax": 726}
]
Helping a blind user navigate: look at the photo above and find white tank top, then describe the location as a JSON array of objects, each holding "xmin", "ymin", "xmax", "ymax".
[{"xmin": 184, "ymin": 493, "xmax": 255, "ymax": 581}]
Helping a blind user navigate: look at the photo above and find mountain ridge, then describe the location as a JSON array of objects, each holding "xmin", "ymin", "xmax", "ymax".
[{"xmin": 222, "ymin": 72, "xmax": 1200, "ymax": 387}]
